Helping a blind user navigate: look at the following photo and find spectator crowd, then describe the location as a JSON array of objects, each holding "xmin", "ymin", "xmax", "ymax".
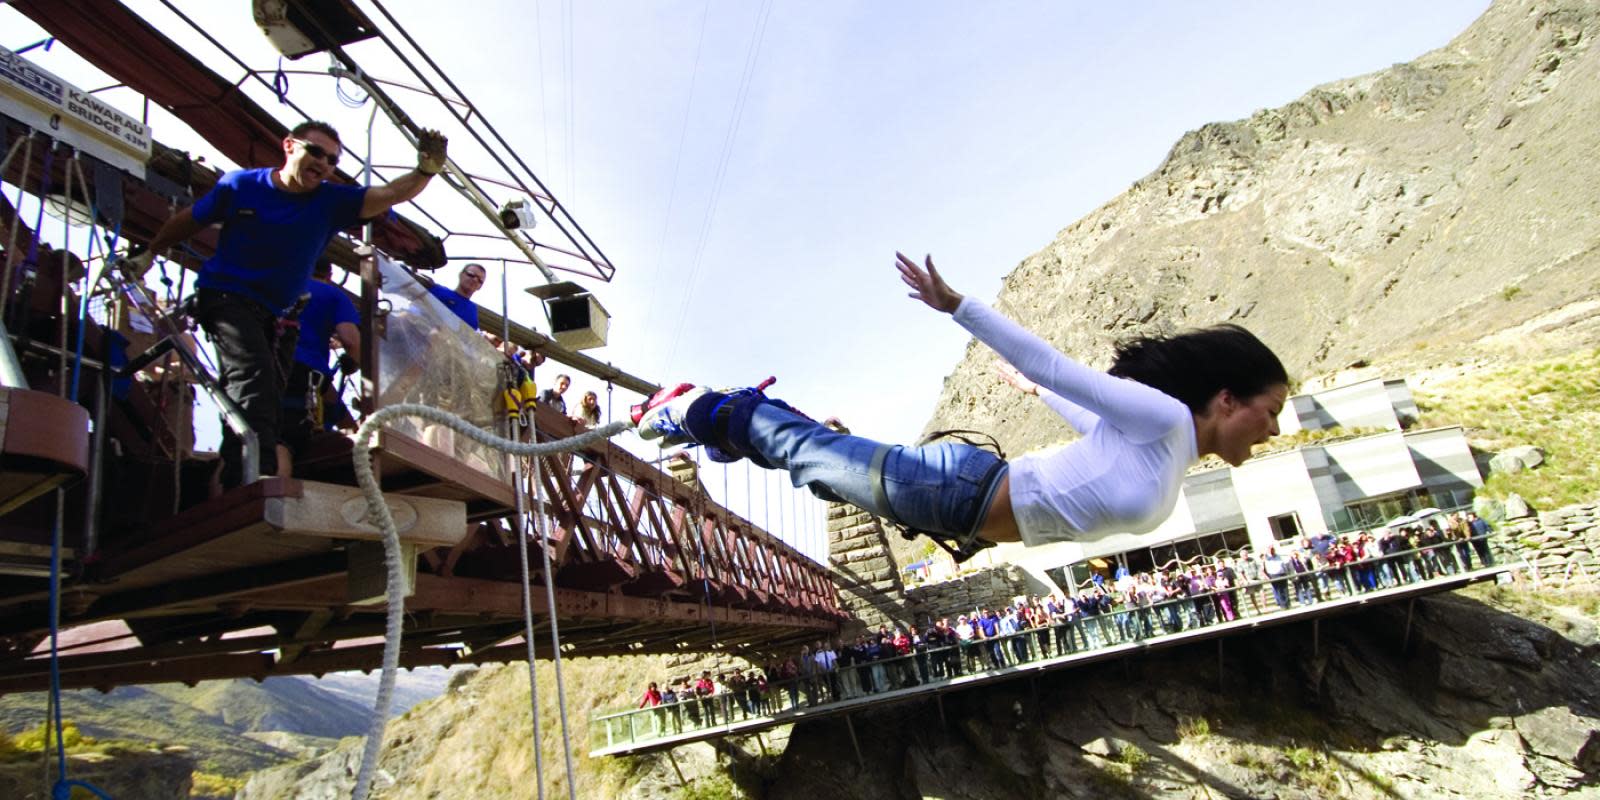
[{"xmin": 612, "ymin": 511, "xmax": 1498, "ymax": 741}]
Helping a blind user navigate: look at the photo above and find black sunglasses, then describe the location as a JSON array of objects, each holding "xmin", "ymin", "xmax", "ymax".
[{"xmin": 292, "ymin": 138, "xmax": 341, "ymax": 167}]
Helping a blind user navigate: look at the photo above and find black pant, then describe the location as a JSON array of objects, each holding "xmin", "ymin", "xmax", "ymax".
[{"xmin": 193, "ymin": 289, "xmax": 283, "ymax": 486}]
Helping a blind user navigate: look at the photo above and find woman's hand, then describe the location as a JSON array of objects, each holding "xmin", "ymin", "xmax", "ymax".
[
  {"xmin": 995, "ymin": 363, "xmax": 1040, "ymax": 396},
  {"xmin": 896, "ymin": 252, "xmax": 963, "ymax": 314}
]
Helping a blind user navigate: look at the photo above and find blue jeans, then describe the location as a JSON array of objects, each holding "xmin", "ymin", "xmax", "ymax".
[{"xmin": 744, "ymin": 403, "xmax": 1007, "ymax": 538}]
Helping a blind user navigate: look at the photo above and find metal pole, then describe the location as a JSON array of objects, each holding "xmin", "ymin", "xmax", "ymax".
[
  {"xmin": 82, "ymin": 360, "xmax": 109, "ymax": 557},
  {"xmin": 1, "ymin": 133, "xmax": 36, "ymax": 321},
  {"xmin": 844, "ymin": 713, "xmax": 865, "ymax": 768},
  {"xmin": 667, "ymin": 749, "xmax": 688, "ymax": 788},
  {"xmin": 0, "ymin": 317, "xmax": 26, "ymax": 388},
  {"xmin": 1401, "ymin": 598, "xmax": 1415, "ymax": 653},
  {"xmin": 55, "ymin": 156, "xmax": 74, "ymax": 398}
]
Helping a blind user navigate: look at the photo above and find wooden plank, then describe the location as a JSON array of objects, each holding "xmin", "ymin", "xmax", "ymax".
[
  {"xmin": 90, "ymin": 479, "xmax": 303, "ymax": 579},
  {"xmin": 262, "ymin": 479, "xmax": 468, "ymax": 548},
  {"xmin": 377, "ymin": 428, "xmax": 515, "ymax": 510}
]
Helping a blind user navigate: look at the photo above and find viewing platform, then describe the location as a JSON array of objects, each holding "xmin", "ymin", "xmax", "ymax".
[{"xmin": 589, "ymin": 545, "xmax": 1516, "ymax": 758}]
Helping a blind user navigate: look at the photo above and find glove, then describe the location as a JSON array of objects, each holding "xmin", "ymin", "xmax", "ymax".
[
  {"xmin": 416, "ymin": 129, "xmax": 448, "ymax": 176},
  {"xmin": 337, "ymin": 353, "xmax": 359, "ymax": 376},
  {"xmin": 125, "ymin": 250, "xmax": 155, "ymax": 278}
]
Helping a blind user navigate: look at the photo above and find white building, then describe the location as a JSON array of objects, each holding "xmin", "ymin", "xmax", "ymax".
[{"xmin": 999, "ymin": 378, "xmax": 1483, "ymax": 587}]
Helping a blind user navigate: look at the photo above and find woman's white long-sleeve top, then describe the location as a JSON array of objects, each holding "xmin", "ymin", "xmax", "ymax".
[{"xmin": 952, "ymin": 297, "xmax": 1198, "ymax": 547}]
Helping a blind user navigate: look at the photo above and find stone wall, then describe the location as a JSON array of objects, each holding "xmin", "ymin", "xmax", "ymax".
[
  {"xmin": 902, "ymin": 566, "xmax": 1032, "ymax": 625},
  {"xmin": 824, "ymin": 498, "xmax": 1033, "ymax": 632},
  {"xmin": 1500, "ymin": 499, "xmax": 1600, "ymax": 588},
  {"xmin": 826, "ymin": 501, "xmax": 912, "ymax": 633}
]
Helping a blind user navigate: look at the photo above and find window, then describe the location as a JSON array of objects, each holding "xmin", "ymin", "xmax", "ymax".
[
  {"xmin": 1173, "ymin": 538, "xmax": 1201, "ymax": 563},
  {"xmin": 1151, "ymin": 544, "xmax": 1179, "ymax": 571},
  {"xmin": 1269, "ymin": 512, "xmax": 1302, "ymax": 542},
  {"xmin": 1221, "ymin": 527, "xmax": 1251, "ymax": 552},
  {"xmin": 1124, "ymin": 548, "xmax": 1155, "ymax": 575}
]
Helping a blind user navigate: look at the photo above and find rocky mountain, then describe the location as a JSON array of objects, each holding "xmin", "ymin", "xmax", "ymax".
[
  {"xmin": 145, "ymin": 678, "xmax": 373, "ymax": 740},
  {"xmin": 922, "ymin": 0, "xmax": 1600, "ymax": 459}
]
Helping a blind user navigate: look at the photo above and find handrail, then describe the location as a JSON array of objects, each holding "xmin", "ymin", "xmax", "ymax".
[
  {"xmin": 1054, "ymin": 513, "xmax": 1481, "ymax": 593},
  {"xmin": 104, "ymin": 259, "xmax": 260, "ymax": 483},
  {"xmin": 588, "ymin": 537, "xmax": 1518, "ymax": 748}
]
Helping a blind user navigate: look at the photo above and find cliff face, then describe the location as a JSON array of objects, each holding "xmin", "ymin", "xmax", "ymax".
[{"xmin": 923, "ymin": 0, "xmax": 1600, "ymax": 458}]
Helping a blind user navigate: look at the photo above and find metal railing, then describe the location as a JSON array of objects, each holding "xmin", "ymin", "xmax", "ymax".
[
  {"xmin": 589, "ymin": 536, "xmax": 1519, "ymax": 750},
  {"xmin": 520, "ymin": 404, "xmax": 843, "ymax": 617}
]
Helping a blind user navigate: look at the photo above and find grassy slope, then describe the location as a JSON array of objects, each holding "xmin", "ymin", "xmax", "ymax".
[
  {"xmin": 0, "ymin": 685, "xmax": 289, "ymax": 776},
  {"xmin": 1414, "ymin": 348, "xmax": 1600, "ymax": 509}
]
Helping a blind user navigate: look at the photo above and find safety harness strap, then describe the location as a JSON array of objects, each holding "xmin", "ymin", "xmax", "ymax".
[{"xmin": 868, "ymin": 444, "xmax": 894, "ymax": 522}]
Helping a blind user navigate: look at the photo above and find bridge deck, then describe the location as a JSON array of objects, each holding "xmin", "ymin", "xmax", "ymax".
[{"xmin": 590, "ymin": 560, "xmax": 1514, "ymax": 757}]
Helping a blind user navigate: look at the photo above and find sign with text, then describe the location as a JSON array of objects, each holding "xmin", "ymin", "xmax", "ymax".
[{"xmin": 0, "ymin": 44, "xmax": 152, "ymax": 176}]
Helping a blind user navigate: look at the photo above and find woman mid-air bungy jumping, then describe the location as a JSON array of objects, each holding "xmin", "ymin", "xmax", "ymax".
[{"xmin": 634, "ymin": 253, "xmax": 1289, "ymax": 562}]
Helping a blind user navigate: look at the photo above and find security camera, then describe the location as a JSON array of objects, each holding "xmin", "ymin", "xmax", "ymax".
[{"xmin": 499, "ymin": 199, "xmax": 538, "ymax": 231}]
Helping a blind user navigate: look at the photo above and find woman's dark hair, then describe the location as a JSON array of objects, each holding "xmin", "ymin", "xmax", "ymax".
[{"xmin": 1108, "ymin": 323, "xmax": 1288, "ymax": 414}]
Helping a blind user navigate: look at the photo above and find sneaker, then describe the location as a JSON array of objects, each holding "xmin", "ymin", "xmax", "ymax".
[{"xmin": 633, "ymin": 384, "xmax": 707, "ymax": 444}]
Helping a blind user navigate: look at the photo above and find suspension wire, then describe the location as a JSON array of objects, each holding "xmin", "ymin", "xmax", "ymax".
[
  {"xmin": 798, "ymin": 491, "xmax": 807, "ymax": 561},
  {"xmin": 604, "ymin": 381, "xmax": 613, "ymax": 424},
  {"xmin": 694, "ymin": 447, "xmax": 719, "ymax": 652},
  {"xmin": 534, "ymin": 0, "xmax": 551, "ymax": 174},
  {"xmin": 638, "ymin": 0, "xmax": 712, "ymax": 342},
  {"xmin": 807, "ymin": 494, "xmax": 815, "ymax": 562},
  {"xmin": 564, "ymin": 0, "xmax": 577, "ymax": 204},
  {"xmin": 530, "ymin": 410, "xmax": 580, "ymax": 800},
  {"xmin": 503, "ymin": 263, "xmax": 547, "ymax": 799},
  {"xmin": 661, "ymin": 0, "xmax": 777, "ymax": 372}
]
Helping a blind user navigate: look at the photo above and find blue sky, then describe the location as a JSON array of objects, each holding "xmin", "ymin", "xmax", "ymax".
[{"xmin": 3, "ymin": 1, "xmax": 1490, "ymax": 557}]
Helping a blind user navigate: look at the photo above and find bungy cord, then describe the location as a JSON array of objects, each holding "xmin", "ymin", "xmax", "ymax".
[{"xmin": 351, "ymin": 404, "xmax": 632, "ymax": 800}]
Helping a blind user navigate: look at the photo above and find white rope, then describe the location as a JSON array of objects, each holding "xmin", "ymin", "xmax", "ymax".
[
  {"xmin": 509, "ymin": 417, "xmax": 547, "ymax": 800},
  {"xmin": 351, "ymin": 404, "xmax": 630, "ymax": 800}
]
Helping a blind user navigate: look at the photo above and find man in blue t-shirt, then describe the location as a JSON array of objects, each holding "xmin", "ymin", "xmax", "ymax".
[
  {"xmin": 428, "ymin": 262, "xmax": 485, "ymax": 330},
  {"xmin": 139, "ymin": 120, "xmax": 447, "ymax": 487},
  {"xmin": 279, "ymin": 261, "xmax": 361, "ymax": 475}
]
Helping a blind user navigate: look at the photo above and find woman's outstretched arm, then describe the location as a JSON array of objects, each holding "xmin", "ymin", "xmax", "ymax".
[
  {"xmin": 896, "ymin": 252, "xmax": 1186, "ymax": 441},
  {"xmin": 996, "ymin": 363, "xmax": 1098, "ymax": 434}
]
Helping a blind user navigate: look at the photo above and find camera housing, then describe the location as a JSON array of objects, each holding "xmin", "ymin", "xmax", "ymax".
[{"xmin": 499, "ymin": 199, "xmax": 538, "ymax": 231}]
